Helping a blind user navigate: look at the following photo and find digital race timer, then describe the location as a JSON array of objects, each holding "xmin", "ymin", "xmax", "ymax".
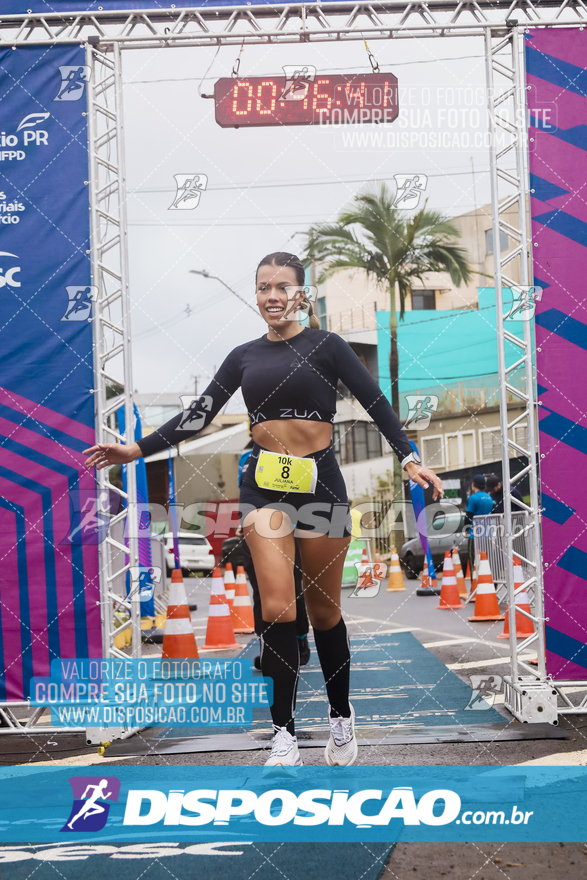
[{"xmin": 214, "ymin": 72, "xmax": 399, "ymax": 128}]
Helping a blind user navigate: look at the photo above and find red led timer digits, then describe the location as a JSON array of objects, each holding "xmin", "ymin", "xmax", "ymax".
[{"xmin": 214, "ymin": 73, "xmax": 399, "ymax": 128}]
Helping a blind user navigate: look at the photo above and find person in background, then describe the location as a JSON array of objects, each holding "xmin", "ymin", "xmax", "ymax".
[
  {"xmin": 236, "ymin": 440, "xmax": 311, "ymax": 671},
  {"xmin": 485, "ymin": 473, "xmax": 524, "ymax": 515},
  {"xmin": 463, "ymin": 474, "xmax": 494, "ymax": 576}
]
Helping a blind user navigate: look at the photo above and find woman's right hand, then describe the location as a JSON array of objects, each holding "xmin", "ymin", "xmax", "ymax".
[{"xmin": 83, "ymin": 441, "xmax": 142, "ymax": 470}]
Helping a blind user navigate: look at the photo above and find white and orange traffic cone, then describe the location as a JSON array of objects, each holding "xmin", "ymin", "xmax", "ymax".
[
  {"xmin": 223, "ymin": 562, "xmax": 236, "ymax": 611},
  {"xmin": 387, "ymin": 546, "xmax": 406, "ymax": 591},
  {"xmin": 436, "ymin": 551, "xmax": 463, "ymax": 609},
  {"xmin": 161, "ymin": 569, "xmax": 199, "ymax": 659},
  {"xmin": 231, "ymin": 566, "xmax": 255, "ymax": 633},
  {"xmin": 202, "ymin": 567, "xmax": 239, "ymax": 650},
  {"xmin": 465, "ymin": 559, "xmax": 472, "ymax": 583},
  {"xmin": 468, "ymin": 552, "xmax": 505, "ymax": 621},
  {"xmin": 417, "ymin": 556, "xmax": 439, "ymax": 596},
  {"xmin": 452, "ymin": 548, "xmax": 468, "ymax": 599},
  {"xmin": 498, "ymin": 556, "xmax": 535, "ymax": 639}
]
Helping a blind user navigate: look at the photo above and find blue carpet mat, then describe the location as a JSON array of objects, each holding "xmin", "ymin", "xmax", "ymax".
[
  {"xmin": 0, "ymin": 842, "xmax": 394, "ymax": 880},
  {"xmin": 160, "ymin": 630, "xmax": 503, "ymax": 739}
]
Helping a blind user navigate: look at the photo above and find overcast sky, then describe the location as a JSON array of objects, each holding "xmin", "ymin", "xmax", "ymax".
[{"xmin": 121, "ymin": 33, "xmax": 494, "ymax": 405}]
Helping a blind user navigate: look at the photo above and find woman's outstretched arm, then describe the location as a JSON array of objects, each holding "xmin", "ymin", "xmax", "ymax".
[{"xmin": 84, "ymin": 347, "xmax": 243, "ymax": 469}]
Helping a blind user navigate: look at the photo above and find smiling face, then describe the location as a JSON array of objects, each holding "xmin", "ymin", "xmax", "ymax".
[{"xmin": 256, "ymin": 263, "xmax": 300, "ymax": 328}]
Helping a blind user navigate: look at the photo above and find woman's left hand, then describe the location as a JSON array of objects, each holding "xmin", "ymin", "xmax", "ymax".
[{"xmin": 404, "ymin": 462, "xmax": 444, "ymax": 500}]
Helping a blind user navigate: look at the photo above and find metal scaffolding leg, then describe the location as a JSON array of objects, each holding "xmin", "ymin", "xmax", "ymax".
[
  {"xmin": 485, "ymin": 25, "xmax": 555, "ymax": 724},
  {"xmin": 87, "ymin": 40, "xmax": 141, "ymax": 662}
]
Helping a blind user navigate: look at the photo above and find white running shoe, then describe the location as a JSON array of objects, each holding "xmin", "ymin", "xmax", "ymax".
[
  {"xmin": 325, "ymin": 702, "xmax": 358, "ymax": 766},
  {"xmin": 264, "ymin": 726, "xmax": 303, "ymax": 766}
]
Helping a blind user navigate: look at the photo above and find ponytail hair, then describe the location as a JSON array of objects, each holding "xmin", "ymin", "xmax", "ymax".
[{"xmin": 256, "ymin": 251, "xmax": 321, "ymax": 330}]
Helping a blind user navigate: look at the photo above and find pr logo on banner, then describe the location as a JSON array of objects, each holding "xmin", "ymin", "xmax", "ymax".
[{"xmin": 61, "ymin": 777, "xmax": 121, "ymax": 833}]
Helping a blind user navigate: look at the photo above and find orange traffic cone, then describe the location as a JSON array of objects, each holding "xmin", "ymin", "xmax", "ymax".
[
  {"xmin": 202, "ymin": 568, "xmax": 239, "ymax": 650},
  {"xmin": 231, "ymin": 567, "xmax": 255, "ymax": 633},
  {"xmin": 161, "ymin": 569, "xmax": 199, "ymax": 659},
  {"xmin": 468, "ymin": 552, "xmax": 505, "ymax": 621},
  {"xmin": 465, "ymin": 559, "xmax": 472, "ymax": 583},
  {"xmin": 436, "ymin": 551, "xmax": 463, "ymax": 609},
  {"xmin": 498, "ymin": 556, "xmax": 535, "ymax": 639},
  {"xmin": 416, "ymin": 556, "xmax": 440, "ymax": 596},
  {"xmin": 387, "ymin": 546, "xmax": 406, "ymax": 591},
  {"xmin": 452, "ymin": 548, "xmax": 468, "ymax": 599},
  {"xmin": 224, "ymin": 562, "xmax": 236, "ymax": 611}
]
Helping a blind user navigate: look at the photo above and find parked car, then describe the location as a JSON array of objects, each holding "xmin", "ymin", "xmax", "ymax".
[
  {"xmin": 162, "ymin": 531, "xmax": 215, "ymax": 575},
  {"xmin": 399, "ymin": 511, "xmax": 468, "ymax": 579},
  {"xmin": 220, "ymin": 535, "xmax": 248, "ymax": 571}
]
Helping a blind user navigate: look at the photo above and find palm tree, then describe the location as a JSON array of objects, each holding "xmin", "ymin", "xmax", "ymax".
[{"xmin": 301, "ymin": 182, "xmax": 472, "ymax": 546}]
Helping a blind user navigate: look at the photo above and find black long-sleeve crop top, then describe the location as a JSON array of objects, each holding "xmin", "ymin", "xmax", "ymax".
[{"xmin": 136, "ymin": 327, "xmax": 413, "ymax": 463}]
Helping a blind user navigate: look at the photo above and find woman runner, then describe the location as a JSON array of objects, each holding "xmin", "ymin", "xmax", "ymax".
[{"xmin": 84, "ymin": 252, "xmax": 443, "ymax": 767}]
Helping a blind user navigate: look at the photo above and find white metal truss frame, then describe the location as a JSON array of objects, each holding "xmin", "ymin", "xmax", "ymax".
[
  {"xmin": 87, "ymin": 40, "xmax": 142, "ymax": 664},
  {"xmin": 485, "ymin": 25, "xmax": 586, "ymax": 720},
  {"xmin": 0, "ymin": 1, "xmax": 586, "ymax": 48},
  {"xmin": 0, "ymin": 2, "xmax": 585, "ymax": 733}
]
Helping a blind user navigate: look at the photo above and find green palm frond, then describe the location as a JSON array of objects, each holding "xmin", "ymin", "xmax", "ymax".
[{"xmin": 300, "ymin": 184, "xmax": 473, "ymax": 319}]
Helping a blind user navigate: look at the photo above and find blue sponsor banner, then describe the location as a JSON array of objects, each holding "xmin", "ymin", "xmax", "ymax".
[
  {"xmin": 0, "ymin": 766, "xmax": 586, "ymax": 843},
  {"xmin": 0, "ymin": 43, "xmax": 102, "ymax": 700}
]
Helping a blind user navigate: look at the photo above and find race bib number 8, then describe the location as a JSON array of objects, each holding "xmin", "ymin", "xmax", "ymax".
[{"xmin": 255, "ymin": 450, "xmax": 317, "ymax": 494}]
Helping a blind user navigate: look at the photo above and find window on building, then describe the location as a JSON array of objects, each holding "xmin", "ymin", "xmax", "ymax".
[
  {"xmin": 411, "ymin": 289, "xmax": 436, "ymax": 310},
  {"xmin": 422, "ymin": 436, "xmax": 444, "ymax": 468},
  {"xmin": 316, "ymin": 296, "xmax": 327, "ymax": 331},
  {"xmin": 485, "ymin": 228, "xmax": 509, "ymax": 255},
  {"xmin": 481, "ymin": 428, "xmax": 502, "ymax": 461},
  {"xmin": 446, "ymin": 434, "xmax": 460, "ymax": 469},
  {"xmin": 462, "ymin": 431, "xmax": 476, "ymax": 465},
  {"xmin": 514, "ymin": 424, "xmax": 528, "ymax": 453},
  {"xmin": 333, "ymin": 421, "xmax": 382, "ymax": 465},
  {"xmin": 143, "ymin": 404, "xmax": 181, "ymax": 427}
]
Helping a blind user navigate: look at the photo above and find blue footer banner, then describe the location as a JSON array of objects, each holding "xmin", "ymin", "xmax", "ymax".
[{"xmin": 0, "ymin": 766, "xmax": 586, "ymax": 843}]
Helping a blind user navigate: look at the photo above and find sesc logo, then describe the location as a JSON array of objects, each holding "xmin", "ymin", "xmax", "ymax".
[
  {"xmin": 61, "ymin": 777, "xmax": 121, "ymax": 833},
  {"xmin": 0, "ymin": 252, "xmax": 21, "ymax": 288}
]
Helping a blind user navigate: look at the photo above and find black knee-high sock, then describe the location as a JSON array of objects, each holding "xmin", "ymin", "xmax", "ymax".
[
  {"xmin": 313, "ymin": 616, "xmax": 351, "ymax": 718},
  {"xmin": 260, "ymin": 619, "xmax": 300, "ymax": 736}
]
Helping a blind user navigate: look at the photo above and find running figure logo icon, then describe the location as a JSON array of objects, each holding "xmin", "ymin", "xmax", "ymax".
[
  {"xmin": 280, "ymin": 65, "xmax": 317, "ymax": 101},
  {"xmin": 393, "ymin": 174, "xmax": 428, "ymax": 209},
  {"xmin": 61, "ymin": 285, "xmax": 98, "ymax": 322},
  {"xmin": 61, "ymin": 777, "xmax": 121, "ymax": 832},
  {"xmin": 465, "ymin": 675, "xmax": 503, "ymax": 710},
  {"xmin": 53, "ymin": 66, "xmax": 91, "ymax": 102},
  {"xmin": 404, "ymin": 394, "xmax": 439, "ymax": 431},
  {"xmin": 169, "ymin": 174, "xmax": 208, "ymax": 210}
]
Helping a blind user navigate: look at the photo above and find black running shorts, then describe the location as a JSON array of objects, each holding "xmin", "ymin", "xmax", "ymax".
[{"xmin": 239, "ymin": 442, "xmax": 353, "ymax": 538}]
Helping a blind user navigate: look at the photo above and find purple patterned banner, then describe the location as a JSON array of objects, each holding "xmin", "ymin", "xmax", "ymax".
[{"xmin": 527, "ymin": 28, "xmax": 587, "ymax": 679}]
